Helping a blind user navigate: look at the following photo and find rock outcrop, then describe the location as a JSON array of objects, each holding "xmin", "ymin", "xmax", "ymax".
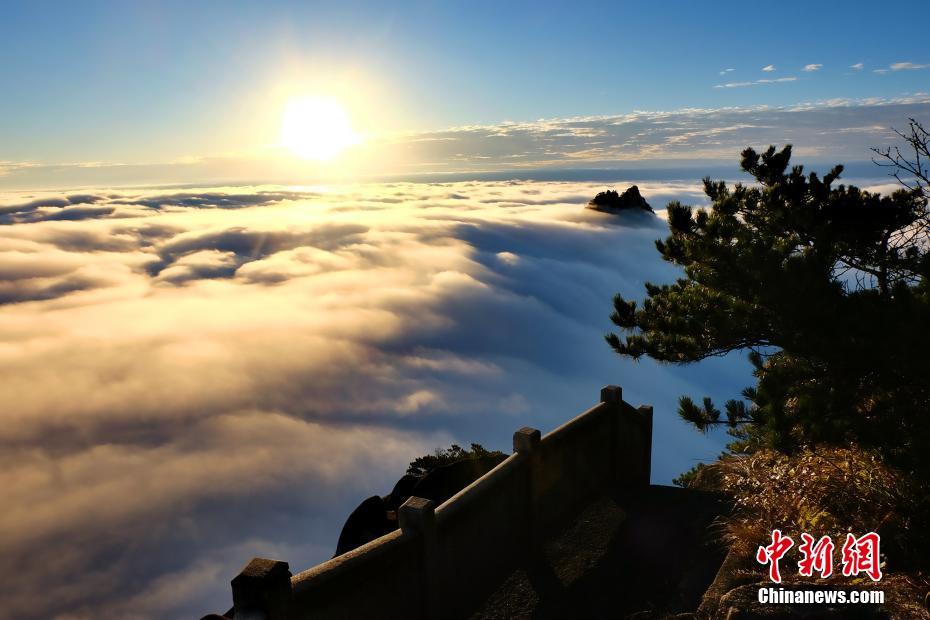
[
  {"xmin": 587, "ymin": 185, "xmax": 654, "ymax": 214},
  {"xmin": 334, "ymin": 496, "xmax": 394, "ymax": 556},
  {"xmin": 333, "ymin": 453, "xmax": 507, "ymax": 556}
]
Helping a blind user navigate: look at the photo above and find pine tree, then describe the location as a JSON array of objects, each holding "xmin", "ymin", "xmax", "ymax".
[{"xmin": 607, "ymin": 144, "xmax": 930, "ymax": 473}]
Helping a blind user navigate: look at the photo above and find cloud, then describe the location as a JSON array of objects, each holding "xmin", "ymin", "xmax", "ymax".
[
  {"xmin": 3, "ymin": 97, "xmax": 930, "ymax": 190},
  {"xmin": 762, "ymin": 64, "xmax": 776, "ymax": 72},
  {"xmin": 850, "ymin": 62, "xmax": 864, "ymax": 70},
  {"xmin": 873, "ymin": 62, "xmax": 930, "ymax": 74},
  {"xmin": 0, "ymin": 193, "xmax": 113, "ymax": 224},
  {"xmin": 376, "ymin": 96, "xmax": 930, "ymax": 169},
  {"xmin": 719, "ymin": 68, "xmax": 735, "ymax": 75},
  {"xmin": 714, "ymin": 76, "xmax": 797, "ymax": 88},
  {"xmin": 146, "ymin": 223, "xmax": 369, "ymax": 282},
  {"xmin": 111, "ymin": 190, "xmax": 319, "ymax": 210},
  {"xmin": 0, "ymin": 161, "xmax": 40, "ymax": 177},
  {"xmin": 0, "ymin": 190, "xmax": 324, "ymax": 226},
  {"xmin": 0, "ymin": 179, "xmax": 758, "ymax": 617},
  {"xmin": 890, "ymin": 61, "xmax": 930, "ymax": 71},
  {"xmin": 802, "ymin": 63, "xmax": 822, "ymax": 72}
]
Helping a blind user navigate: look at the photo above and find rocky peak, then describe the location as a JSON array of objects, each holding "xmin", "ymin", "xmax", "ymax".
[{"xmin": 587, "ymin": 185, "xmax": 654, "ymax": 213}]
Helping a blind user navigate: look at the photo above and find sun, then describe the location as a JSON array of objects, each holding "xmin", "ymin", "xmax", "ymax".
[{"xmin": 280, "ymin": 96, "xmax": 360, "ymax": 161}]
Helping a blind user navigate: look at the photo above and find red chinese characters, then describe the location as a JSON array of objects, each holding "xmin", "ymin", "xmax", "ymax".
[
  {"xmin": 758, "ymin": 530, "xmax": 882, "ymax": 582},
  {"xmin": 756, "ymin": 529, "xmax": 794, "ymax": 583},
  {"xmin": 798, "ymin": 533, "xmax": 834, "ymax": 578},
  {"xmin": 841, "ymin": 532, "xmax": 883, "ymax": 581}
]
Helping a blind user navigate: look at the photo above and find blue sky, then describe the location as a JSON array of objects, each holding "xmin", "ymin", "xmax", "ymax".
[{"xmin": 2, "ymin": 0, "xmax": 929, "ymax": 183}]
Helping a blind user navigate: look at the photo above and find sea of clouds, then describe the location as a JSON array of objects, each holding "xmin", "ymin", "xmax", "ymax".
[{"xmin": 1, "ymin": 174, "xmax": 893, "ymax": 617}]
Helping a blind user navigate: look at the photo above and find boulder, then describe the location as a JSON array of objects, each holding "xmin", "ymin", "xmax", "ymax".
[
  {"xmin": 332, "ymin": 454, "xmax": 507, "ymax": 556},
  {"xmin": 384, "ymin": 474, "xmax": 420, "ymax": 512},
  {"xmin": 409, "ymin": 454, "xmax": 507, "ymax": 506},
  {"xmin": 333, "ymin": 495, "xmax": 393, "ymax": 557}
]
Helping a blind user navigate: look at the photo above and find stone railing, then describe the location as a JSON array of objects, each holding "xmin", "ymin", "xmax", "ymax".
[{"xmin": 212, "ymin": 385, "xmax": 652, "ymax": 620}]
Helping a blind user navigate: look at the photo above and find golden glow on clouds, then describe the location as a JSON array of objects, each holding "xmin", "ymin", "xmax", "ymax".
[
  {"xmin": 0, "ymin": 179, "xmax": 726, "ymax": 617},
  {"xmin": 280, "ymin": 96, "xmax": 361, "ymax": 161}
]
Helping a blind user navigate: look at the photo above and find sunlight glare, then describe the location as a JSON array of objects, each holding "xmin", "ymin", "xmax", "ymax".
[{"xmin": 280, "ymin": 96, "xmax": 361, "ymax": 161}]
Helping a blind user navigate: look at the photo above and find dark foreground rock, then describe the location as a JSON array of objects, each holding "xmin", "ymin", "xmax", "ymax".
[
  {"xmin": 587, "ymin": 186, "xmax": 654, "ymax": 214},
  {"xmin": 334, "ymin": 495, "xmax": 393, "ymax": 556},
  {"xmin": 334, "ymin": 453, "xmax": 507, "ymax": 556}
]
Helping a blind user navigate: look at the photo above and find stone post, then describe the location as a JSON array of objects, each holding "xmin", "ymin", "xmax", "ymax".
[
  {"xmin": 637, "ymin": 404, "xmax": 654, "ymax": 487},
  {"xmin": 600, "ymin": 384, "xmax": 623, "ymax": 488},
  {"xmin": 600, "ymin": 384, "xmax": 622, "ymax": 406},
  {"xmin": 399, "ymin": 496, "xmax": 439, "ymax": 620},
  {"xmin": 513, "ymin": 426, "xmax": 541, "ymax": 551},
  {"xmin": 231, "ymin": 558, "xmax": 291, "ymax": 620}
]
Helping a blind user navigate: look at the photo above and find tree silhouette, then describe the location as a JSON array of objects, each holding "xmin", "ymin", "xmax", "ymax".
[
  {"xmin": 606, "ymin": 143, "xmax": 930, "ymax": 474},
  {"xmin": 406, "ymin": 443, "xmax": 504, "ymax": 477},
  {"xmin": 872, "ymin": 118, "xmax": 930, "ymax": 197}
]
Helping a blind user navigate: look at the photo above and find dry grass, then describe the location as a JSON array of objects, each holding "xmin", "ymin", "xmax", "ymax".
[
  {"xmin": 705, "ymin": 447, "xmax": 906, "ymax": 554},
  {"xmin": 686, "ymin": 445, "xmax": 930, "ymax": 617}
]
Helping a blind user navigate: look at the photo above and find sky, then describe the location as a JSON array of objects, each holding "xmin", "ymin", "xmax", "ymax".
[
  {"xmin": 2, "ymin": 2, "xmax": 930, "ymax": 618},
  {"xmin": 2, "ymin": 0, "xmax": 930, "ymax": 187}
]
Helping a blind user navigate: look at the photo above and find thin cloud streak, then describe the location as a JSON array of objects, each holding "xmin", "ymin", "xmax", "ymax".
[
  {"xmin": 890, "ymin": 61, "xmax": 930, "ymax": 71},
  {"xmin": 714, "ymin": 76, "xmax": 797, "ymax": 89}
]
